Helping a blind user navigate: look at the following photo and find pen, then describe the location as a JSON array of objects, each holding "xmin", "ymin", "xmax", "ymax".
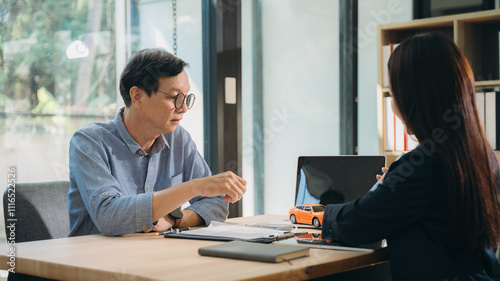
[
  {"xmin": 154, "ymin": 227, "xmax": 190, "ymax": 236},
  {"xmin": 271, "ymin": 232, "xmax": 295, "ymax": 240}
]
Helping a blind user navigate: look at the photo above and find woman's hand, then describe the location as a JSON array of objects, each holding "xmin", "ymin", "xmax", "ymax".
[{"xmin": 376, "ymin": 167, "xmax": 389, "ymax": 183}]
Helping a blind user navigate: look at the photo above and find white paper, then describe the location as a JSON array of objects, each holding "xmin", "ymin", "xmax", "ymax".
[{"xmin": 181, "ymin": 222, "xmax": 287, "ymax": 240}]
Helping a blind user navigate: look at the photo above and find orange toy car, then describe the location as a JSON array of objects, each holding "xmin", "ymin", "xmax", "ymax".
[{"xmin": 289, "ymin": 204, "xmax": 325, "ymax": 228}]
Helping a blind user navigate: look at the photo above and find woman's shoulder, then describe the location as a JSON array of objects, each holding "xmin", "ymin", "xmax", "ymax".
[
  {"xmin": 392, "ymin": 144, "xmax": 442, "ymax": 172},
  {"xmin": 382, "ymin": 145, "xmax": 444, "ymax": 191}
]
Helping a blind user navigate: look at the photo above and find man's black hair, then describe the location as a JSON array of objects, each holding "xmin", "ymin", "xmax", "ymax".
[{"xmin": 119, "ymin": 48, "xmax": 188, "ymax": 107}]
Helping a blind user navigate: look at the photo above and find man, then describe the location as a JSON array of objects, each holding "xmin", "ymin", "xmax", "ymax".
[{"xmin": 68, "ymin": 48, "xmax": 246, "ymax": 236}]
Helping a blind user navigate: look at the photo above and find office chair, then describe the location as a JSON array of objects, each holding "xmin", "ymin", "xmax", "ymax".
[{"xmin": 3, "ymin": 181, "xmax": 70, "ymax": 243}]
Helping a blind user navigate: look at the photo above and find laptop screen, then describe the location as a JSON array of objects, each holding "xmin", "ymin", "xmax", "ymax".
[{"xmin": 295, "ymin": 156, "xmax": 386, "ymax": 206}]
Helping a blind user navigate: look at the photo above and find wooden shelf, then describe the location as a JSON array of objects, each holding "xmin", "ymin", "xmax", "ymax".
[
  {"xmin": 383, "ymin": 151, "xmax": 403, "ymax": 166},
  {"xmin": 475, "ymin": 80, "xmax": 500, "ymax": 89},
  {"xmin": 377, "ymin": 10, "xmax": 500, "ymax": 159},
  {"xmin": 384, "ymin": 151, "xmax": 500, "ymax": 167},
  {"xmin": 382, "ymin": 81, "xmax": 500, "ymax": 93}
]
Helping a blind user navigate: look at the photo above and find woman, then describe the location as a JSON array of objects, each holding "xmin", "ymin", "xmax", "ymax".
[{"xmin": 322, "ymin": 32, "xmax": 500, "ymax": 280}]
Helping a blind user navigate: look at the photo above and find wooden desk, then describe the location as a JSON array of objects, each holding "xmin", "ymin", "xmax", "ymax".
[{"xmin": 0, "ymin": 214, "xmax": 388, "ymax": 280}]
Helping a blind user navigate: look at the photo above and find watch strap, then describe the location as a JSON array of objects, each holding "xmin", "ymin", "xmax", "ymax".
[
  {"xmin": 173, "ymin": 217, "xmax": 182, "ymax": 228},
  {"xmin": 168, "ymin": 209, "xmax": 184, "ymax": 228}
]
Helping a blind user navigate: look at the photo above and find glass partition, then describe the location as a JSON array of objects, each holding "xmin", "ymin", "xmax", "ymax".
[
  {"xmin": 128, "ymin": 0, "xmax": 204, "ymax": 156},
  {"xmin": 242, "ymin": 1, "xmax": 340, "ymax": 216}
]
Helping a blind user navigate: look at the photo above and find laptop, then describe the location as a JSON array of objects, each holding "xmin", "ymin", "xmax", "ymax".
[
  {"xmin": 246, "ymin": 155, "xmax": 387, "ymax": 231},
  {"xmin": 274, "ymin": 155, "xmax": 387, "ymax": 252},
  {"xmin": 294, "ymin": 155, "xmax": 386, "ymax": 206}
]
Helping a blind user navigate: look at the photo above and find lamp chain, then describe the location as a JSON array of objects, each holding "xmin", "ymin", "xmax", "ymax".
[{"xmin": 172, "ymin": 0, "xmax": 177, "ymax": 55}]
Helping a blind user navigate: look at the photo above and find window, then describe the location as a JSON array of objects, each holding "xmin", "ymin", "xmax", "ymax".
[
  {"xmin": 312, "ymin": 205, "xmax": 326, "ymax": 212},
  {"xmin": 0, "ymin": 0, "xmax": 118, "ymax": 185},
  {"xmin": 127, "ymin": 0, "xmax": 204, "ymax": 155},
  {"xmin": 241, "ymin": 1, "xmax": 339, "ymax": 216},
  {"xmin": 1, "ymin": 0, "xmax": 205, "ymax": 182}
]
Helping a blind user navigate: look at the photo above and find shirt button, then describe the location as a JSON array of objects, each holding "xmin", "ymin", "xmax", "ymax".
[
  {"xmin": 138, "ymin": 151, "xmax": 143, "ymax": 155},
  {"xmin": 103, "ymin": 192, "xmax": 108, "ymax": 196},
  {"xmin": 142, "ymin": 225, "xmax": 147, "ymax": 230}
]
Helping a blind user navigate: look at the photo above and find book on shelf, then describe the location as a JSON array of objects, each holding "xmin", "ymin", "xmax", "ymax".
[
  {"xmin": 386, "ymin": 91, "xmax": 500, "ymax": 152},
  {"xmin": 478, "ymin": 27, "xmax": 500, "ymax": 82},
  {"xmin": 384, "ymin": 96, "xmax": 395, "ymax": 151},
  {"xmin": 382, "ymin": 43, "xmax": 400, "ymax": 88},
  {"xmin": 476, "ymin": 92, "xmax": 486, "ymax": 130},
  {"xmin": 485, "ymin": 91, "xmax": 496, "ymax": 149},
  {"xmin": 476, "ymin": 91, "xmax": 500, "ymax": 149},
  {"xmin": 384, "ymin": 96, "xmax": 418, "ymax": 152},
  {"xmin": 395, "ymin": 110, "xmax": 406, "ymax": 151},
  {"xmin": 198, "ymin": 240, "xmax": 310, "ymax": 263}
]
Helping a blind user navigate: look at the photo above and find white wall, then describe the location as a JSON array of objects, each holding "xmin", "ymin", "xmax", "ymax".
[
  {"xmin": 250, "ymin": 1, "xmax": 340, "ymax": 215},
  {"xmin": 357, "ymin": 0, "xmax": 413, "ymax": 155},
  {"xmin": 137, "ymin": 0, "xmax": 204, "ymax": 156},
  {"xmin": 241, "ymin": 1, "xmax": 255, "ymax": 216}
]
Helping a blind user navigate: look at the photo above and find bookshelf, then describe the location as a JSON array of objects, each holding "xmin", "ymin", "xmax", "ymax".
[{"xmin": 377, "ymin": 9, "xmax": 500, "ymax": 165}]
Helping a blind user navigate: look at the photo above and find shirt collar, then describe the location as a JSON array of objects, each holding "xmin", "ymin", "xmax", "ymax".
[
  {"xmin": 151, "ymin": 134, "xmax": 168, "ymax": 153},
  {"xmin": 113, "ymin": 107, "xmax": 168, "ymax": 156}
]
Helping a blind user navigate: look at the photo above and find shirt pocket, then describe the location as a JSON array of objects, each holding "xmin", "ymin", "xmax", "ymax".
[{"xmin": 170, "ymin": 173, "xmax": 184, "ymax": 186}]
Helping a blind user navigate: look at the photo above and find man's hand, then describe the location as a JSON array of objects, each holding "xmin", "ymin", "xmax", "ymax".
[
  {"xmin": 193, "ymin": 171, "xmax": 247, "ymax": 203},
  {"xmin": 151, "ymin": 172, "xmax": 247, "ymax": 223},
  {"xmin": 143, "ymin": 217, "xmax": 173, "ymax": 233}
]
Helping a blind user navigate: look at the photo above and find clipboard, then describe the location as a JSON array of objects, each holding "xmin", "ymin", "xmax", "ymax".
[
  {"xmin": 162, "ymin": 222, "xmax": 294, "ymax": 243},
  {"xmin": 164, "ymin": 233, "xmax": 276, "ymax": 243}
]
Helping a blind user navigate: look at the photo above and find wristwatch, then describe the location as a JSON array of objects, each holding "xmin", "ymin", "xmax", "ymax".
[{"xmin": 168, "ymin": 209, "xmax": 183, "ymax": 228}]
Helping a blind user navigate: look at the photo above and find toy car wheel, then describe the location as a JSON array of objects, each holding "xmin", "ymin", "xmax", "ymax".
[
  {"xmin": 313, "ymin": 217, "xmax": 321, "ymax": 228},
  {"xmin": 290, "ymin": 214, "xmax": 297, "ymax": 224}
]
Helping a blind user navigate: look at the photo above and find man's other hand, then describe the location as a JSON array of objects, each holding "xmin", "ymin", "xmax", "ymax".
[{"xmin": 194, "ymin": 171, "xmax": 247, "ymax": 203}]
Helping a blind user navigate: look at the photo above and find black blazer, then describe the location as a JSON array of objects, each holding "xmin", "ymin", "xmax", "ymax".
[{"xmin": 322, "ymin": 145, "xmax": 500, "ymax": 280}]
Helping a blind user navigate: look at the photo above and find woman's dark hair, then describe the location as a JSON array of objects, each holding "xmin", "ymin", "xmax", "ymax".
[
  {"xmin": 119, "ymin": 48, "xmax": 188, "ymax": 107},
  {"xmin": 388, "ymin": 32, "xmax": 500, "ymax": 249}
]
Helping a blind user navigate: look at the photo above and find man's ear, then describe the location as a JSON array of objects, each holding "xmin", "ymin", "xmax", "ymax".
[{"xmin": 129, "ymin": 86, "xmax": 143, "ymax": 109}]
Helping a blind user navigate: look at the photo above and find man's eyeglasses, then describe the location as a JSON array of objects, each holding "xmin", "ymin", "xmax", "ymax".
[{"xmin": 158, "ymin": 91, "xmax": 196, "ymax": 109}]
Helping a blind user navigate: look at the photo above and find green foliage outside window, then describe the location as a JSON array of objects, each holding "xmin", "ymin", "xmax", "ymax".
[{"xmin": 0, "ymin": 0, "xmax": 117, "ymax": 118}]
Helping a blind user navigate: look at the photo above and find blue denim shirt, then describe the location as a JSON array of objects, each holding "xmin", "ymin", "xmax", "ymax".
[{"xmin": 68, "ymin": 108, "xmax": 229, "ymax": 236}]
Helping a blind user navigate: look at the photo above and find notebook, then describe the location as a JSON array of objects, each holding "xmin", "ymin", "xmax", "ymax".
[
  {"xmin": 295, "ymin": 155, "xmax": 386, "ymax": 206},
  {"xmin": 198, "ymin": 241, "xmax": 310, "ymax": 263}
]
